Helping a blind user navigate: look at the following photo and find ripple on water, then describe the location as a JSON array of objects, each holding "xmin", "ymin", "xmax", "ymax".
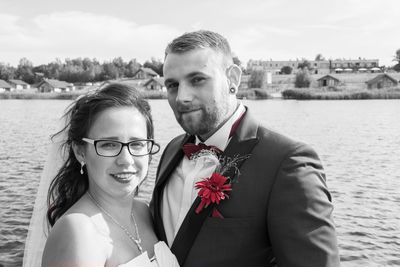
[{"xmin": 2, "ymin": 100, "xmax": 400, "ymax": 266}]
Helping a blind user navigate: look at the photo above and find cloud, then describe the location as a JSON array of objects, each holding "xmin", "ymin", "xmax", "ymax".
[{"xmin": 0, "ymin": 11, "xmax": 180, "ymax": 66}]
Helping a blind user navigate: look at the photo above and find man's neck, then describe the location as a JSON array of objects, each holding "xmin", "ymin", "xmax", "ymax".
[{"xmin": 198, "ymin": 103, "xmax": 240, "ymax": 142}]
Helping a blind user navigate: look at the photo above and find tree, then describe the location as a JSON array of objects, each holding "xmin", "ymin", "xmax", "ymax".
[
  {"xmin": 315, "ymin": 54, "xmax": 325, "ymax": 61},
  {"xmin": 393, "ymin": 49, "xmax": 400, "ymax": 64},
  {"xmin": 0, "ymin": 63, "xmax": 16, "ymax": 80},
  {"xmin": 143, "ymin": 58, "xmax": 163, "ymax": 76},
  {"xmin": 126, "ymin": 59, "xmax": 141, "ymax": 78},
  {"xmin": 298, "ymin": 59, "xmax": 312, "ymax": 70},
  {"xmin": 393, "ymin": 63, "xmax": 400, "ymax": 72},
  {"xmin": 294, "ymin": 69, "xmax": 312, "ymax": 88},
  {"xmin": 281, "ymin": 66, "xmax": 293, "ymax": 74},
  {"xmin": 233, "ymin": 56, "xmax": 241, "ymax": 67},
  {"xmin": 248, "ymin": 70, "xmax": 266, "ymax": 88},
  {"xmin": 16, "ymin": 57, "xmax": 35, "ymax": 84}
]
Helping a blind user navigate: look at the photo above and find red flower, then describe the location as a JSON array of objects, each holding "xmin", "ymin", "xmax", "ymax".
[{"xmin": 195, "ymin": 172, "xmax": 232, "ymax": 214}]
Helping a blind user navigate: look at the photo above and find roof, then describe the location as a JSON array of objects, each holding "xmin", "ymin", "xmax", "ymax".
[
  {"xmin": 366, "ymin": 74, "xmax": 398, "ymax": 85},
  {"xmin": 133, "ymin": 67, "xmax": 159, "ymax": 77},
  {"xmin": 0, "ymin": 79, "xmax": 12, "ymax": 88},
  {"xmin": 39, "ymin": 79, "xmax": 73, "ymax": 88},
  {"xmin": 144, "ymin": 77, "xmax": 165, "ymax": 87},
  {"xmin": 8, "ymin": 79, "xmax": 29, "ymax": 85},
  {"xmin": 317, "ymin": 75, "xmax": 340, "ymax": 82}
]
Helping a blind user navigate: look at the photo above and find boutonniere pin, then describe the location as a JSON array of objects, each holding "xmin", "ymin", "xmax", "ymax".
[{"xmin": 194, "ymin": 153, "xmax": 250, "ymax": 218}]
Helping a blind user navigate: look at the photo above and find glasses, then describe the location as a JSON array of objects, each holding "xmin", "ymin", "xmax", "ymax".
[{"xmin": 82, "ymin": 138, "xmax": 160, "ymax": 157}]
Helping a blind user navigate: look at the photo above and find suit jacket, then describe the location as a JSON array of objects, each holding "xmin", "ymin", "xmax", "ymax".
[{"xmin": 152, "ymin": 109, "xmax": 340, "ymax": 267}]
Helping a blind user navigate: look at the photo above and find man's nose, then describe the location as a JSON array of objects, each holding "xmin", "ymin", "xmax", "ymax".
[{"xmin": 176, "ymin": 83, "xmax": 193, "ymax": 103}]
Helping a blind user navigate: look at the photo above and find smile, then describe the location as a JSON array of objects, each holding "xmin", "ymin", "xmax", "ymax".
[{"xmin": 110, "ymin": 172, "xmax": 137, "ymax": 183}]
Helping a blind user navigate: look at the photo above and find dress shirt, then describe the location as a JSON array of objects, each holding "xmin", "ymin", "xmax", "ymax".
[{"xmin": 162, "ymin": 103, "xmax": 246, "ymax": 246}]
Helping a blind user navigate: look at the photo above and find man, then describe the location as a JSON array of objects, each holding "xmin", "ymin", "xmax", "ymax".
[{"xmin": 152, "ymin": 30, "xmax": 340, "ymax": 267}]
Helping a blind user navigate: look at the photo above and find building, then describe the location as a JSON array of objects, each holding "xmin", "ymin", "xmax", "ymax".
[
  {"xmin": 247, "ymin": 58, "xmax": 379, "ymax": 75},
  {"xmin": 238, "ymin": 75, "xmax": 250, "ymax": 90},
  {"xmin": 37, "ymin": 79, "xmax": 75, "ymax": 92},
  {"xmin": 132, "ymin": 67, "xmax": 159, "ymax": 79},
  {"xmin": 0, "ymin": 79, "xmax": 12, "ymax": 91},
  {"xmin": 8, "ymin": 79, "xmax": 30, "ymax": 90},
  {"xmin": 317, "ymin": 75, "xmax": 340, "ymax": 87},
  {"xmin": 366, "ymin": 74, "xmax": 398, "ymax": 89},
  {"xmin": 143, "ymin": 77, "xmax": 165, "ymax": 91}
]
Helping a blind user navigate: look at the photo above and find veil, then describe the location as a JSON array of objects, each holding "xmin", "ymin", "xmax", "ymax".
[{"xmin": 23, "ymin": 125, "xmax": 67, "ymax": 267}]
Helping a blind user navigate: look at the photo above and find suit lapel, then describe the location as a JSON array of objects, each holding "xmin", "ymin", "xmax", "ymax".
[
  {"xmin": 171, "ymin": 109, "xmax": 259, "ymax": 266},
  {"xmin": 153, "ymin": 134, "xmax": 194, "ymax": 242}
]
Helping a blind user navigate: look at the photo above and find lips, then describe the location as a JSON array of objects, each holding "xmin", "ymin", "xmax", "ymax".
[{"xmin": 110, "ymin": 172, "xmax": 137, "ymax": 184}]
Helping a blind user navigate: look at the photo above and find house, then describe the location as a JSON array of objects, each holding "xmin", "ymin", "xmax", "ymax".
[
  {"xmin": 132, "ymin": 67, "xmax": 159, "ymax": 79},
  {"xmin": 143, "ymin": 77, "xmax": 165, "ymax": 91},
  {"xmin": 366, "ymin": 74, "xmax": 398, "ymax": 89},
  {"xmin": 37, "ymin": 79, "xmax": 75, "ymax": 92},
  {"xmin": 317, "ymin": 75, "xmax": 340, "ymax": 87},
  {"xmin": 239, "ymin": 75, "xmax": 250, "ymax": 90},
  {"xmin": 0, "ymin": 79, "xmax": 12, "ymax": 92},
  {"xmin": 8, "ymin": 79, "xmax": 30, "ymax": 90}
]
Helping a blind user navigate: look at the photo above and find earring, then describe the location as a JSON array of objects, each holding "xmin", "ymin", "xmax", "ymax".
[
  {"xmin": 80, "ymin": 161, "xmax": 85, "ymax": 175},
  {"xmin": 229, "ymin": 87, "xmax": 236, "ymax": 94}
]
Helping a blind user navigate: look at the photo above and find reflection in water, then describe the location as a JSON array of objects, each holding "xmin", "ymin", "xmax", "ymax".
[{"xmin": 0, "ymin": 99, "xmax": 399, "ymax": 266}]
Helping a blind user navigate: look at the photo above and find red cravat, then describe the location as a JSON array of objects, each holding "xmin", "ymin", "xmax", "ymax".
[
  {"xmin": 182, "ymin": 143, "xmax": 221, "ymax": 159},
  {"xmin": 182, "ymin": 110, "xmax": 246, "ymax": 159}
]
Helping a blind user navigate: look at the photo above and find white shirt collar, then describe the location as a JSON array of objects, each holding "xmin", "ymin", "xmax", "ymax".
[{"xmin": 195, "ymin": 103, "xmax": 245, "ymax": 151}]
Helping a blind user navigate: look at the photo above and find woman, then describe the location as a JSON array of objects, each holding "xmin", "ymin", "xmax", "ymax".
[{"xmin": 42, "ymin": 84, "xmax": 179, "ymax": 267}]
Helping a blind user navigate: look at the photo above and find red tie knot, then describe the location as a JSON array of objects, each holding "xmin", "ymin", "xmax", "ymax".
[{"xmin": 182, "ymin": 143, "xmax": 221, "ymax": 159}]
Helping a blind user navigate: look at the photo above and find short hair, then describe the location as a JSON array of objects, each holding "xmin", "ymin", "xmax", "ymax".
[{"xmin": 165, "ymin": 30, "xmax": 233, "ymax": 65}]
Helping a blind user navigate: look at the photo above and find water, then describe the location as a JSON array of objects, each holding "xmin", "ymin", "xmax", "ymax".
[{"xmin": 1, "ymin": 99, "xmax": 399, "ymax": 266}]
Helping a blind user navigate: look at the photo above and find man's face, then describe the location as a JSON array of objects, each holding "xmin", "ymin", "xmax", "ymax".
[{"xmin": 163, "ymin": 48, "xmax": 233, "ymax": 138}]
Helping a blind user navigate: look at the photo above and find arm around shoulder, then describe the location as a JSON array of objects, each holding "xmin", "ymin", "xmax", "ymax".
[
  {"xmin": 42, "ymin": 213, "xmax": 109, "ymax": 267},
  {"xmin": 268, "ymin": 143, "xmax": 340, "ymax": 267}
]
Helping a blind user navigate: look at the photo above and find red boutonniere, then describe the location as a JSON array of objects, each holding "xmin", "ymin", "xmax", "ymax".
[{"xmin": 194, "ymin": 154, "xmax": 250, "ymax": 218}]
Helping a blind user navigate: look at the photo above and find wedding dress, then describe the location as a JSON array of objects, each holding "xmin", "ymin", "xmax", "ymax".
[{"xmin": 118, "ymin": 241, "xmax": 179, "ymax": 267}]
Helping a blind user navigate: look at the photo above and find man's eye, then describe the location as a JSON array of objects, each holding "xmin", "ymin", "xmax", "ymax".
[
  {"xmin": 166, "ymin": 83, "xmax": 178, "ymax": 91},
  {"xmin": 192, "ymin": 77, "xmax": 205, "ymax": 84}
]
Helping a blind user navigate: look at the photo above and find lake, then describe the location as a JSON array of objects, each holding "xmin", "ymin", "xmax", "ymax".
[{"xmin": 1, "ymin": 99, "xmax": 399, "ymax": 266}]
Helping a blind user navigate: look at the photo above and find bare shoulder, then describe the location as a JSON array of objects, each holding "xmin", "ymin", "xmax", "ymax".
[{"xmin": 42, "ymin": 213, "xmax": 109, "ymax": 267}]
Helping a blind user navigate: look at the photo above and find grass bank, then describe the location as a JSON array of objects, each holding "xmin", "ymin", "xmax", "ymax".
[
  {"xmin": 282, "ymin": 87, "xmax": 400, "ymax": 100},
  {"xmin": 237, "ymin": 88, "xmax": 271, "ymax": 100},
  {"xmin": 0, "ymin": 90, "xmax": 168, "ymax": 100}
]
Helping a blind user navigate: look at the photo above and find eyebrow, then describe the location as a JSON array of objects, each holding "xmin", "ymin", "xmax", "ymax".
[
  {"xmin": 164, "ymin": 71, "xmax": 207, "ymax": 84},
  {"xmin": 94, "ymin": 137, "xmax": 146, "ymax": 141}
]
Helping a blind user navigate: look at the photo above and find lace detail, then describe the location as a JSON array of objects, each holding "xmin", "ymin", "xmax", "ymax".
[{"xmin": 117, "ymin": 241, "xmax": 179, "ymax": 267}]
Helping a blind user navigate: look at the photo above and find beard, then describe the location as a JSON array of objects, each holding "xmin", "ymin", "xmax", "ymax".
[{"xmin": 175, "ymin": 104, "xmax": 228, "ymax": 137}]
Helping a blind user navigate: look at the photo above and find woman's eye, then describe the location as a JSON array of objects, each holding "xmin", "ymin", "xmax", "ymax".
[{"xmin": 100, "ymin": 142, "xmax": 117, "ymax": 149}]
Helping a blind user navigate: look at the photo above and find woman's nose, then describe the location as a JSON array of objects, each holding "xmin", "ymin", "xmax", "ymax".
[{"xmin": 116, "ymin": 146, "xmax": 135, "ymax": 165}]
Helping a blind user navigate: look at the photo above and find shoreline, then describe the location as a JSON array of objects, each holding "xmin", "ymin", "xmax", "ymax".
[{"xmin": 1, "ymin": 87, "xmax": 400, "ymax": 100}]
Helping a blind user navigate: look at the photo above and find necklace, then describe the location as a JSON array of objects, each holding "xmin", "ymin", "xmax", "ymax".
[{"xmin": 87, "ymin": 191, "xmax": 143, "ymax": 253}]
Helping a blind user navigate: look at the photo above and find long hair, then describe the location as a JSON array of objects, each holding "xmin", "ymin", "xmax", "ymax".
[{"xmin": 46, "ymin": 83, "xmax": 154, "ymax": 226}]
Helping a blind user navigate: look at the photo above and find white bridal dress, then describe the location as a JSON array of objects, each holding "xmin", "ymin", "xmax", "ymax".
[{"xmin": 23, "ymin": 121, "xmax": 179, "ymax": 267}]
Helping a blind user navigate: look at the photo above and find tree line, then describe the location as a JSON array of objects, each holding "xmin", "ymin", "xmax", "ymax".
[{"xmin": 0, "ymin": 57, "xmax": 164, "ymax": 84}]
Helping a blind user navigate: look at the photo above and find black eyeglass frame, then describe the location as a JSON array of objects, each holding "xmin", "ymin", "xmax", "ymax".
[{"xmin": 82, "ymin": 137, "xmax": 160, "ymax": 157}]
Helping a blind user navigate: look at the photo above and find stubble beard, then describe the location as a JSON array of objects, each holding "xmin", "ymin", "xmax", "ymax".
[{"xmin": 176, "ymin": 104, "xmax": 228, "ymax": 138}]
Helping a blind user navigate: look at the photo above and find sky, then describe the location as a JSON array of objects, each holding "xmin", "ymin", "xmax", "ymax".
[{"xmin": 1, "ymin": 0, "xmax": 399, "ymax": 67}]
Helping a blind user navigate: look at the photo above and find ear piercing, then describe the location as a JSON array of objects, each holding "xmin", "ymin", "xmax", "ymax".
[
  {"xmin": 80, "ymin": 161, "xmax": 85, "ymax": 175},
  {"xmin": 230, "ymin": 87, "xmax": 236, "ymax": 94}
]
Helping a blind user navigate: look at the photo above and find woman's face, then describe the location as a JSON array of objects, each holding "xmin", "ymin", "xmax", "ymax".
[{"xmin": 83, "ymin": 106, "xmax": 149, "ymax": 199}]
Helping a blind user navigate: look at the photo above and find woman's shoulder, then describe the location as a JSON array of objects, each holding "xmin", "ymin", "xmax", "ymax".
[{"xmin": 42, "ymin": 212, "xmax": 110, "ymax": 266}]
